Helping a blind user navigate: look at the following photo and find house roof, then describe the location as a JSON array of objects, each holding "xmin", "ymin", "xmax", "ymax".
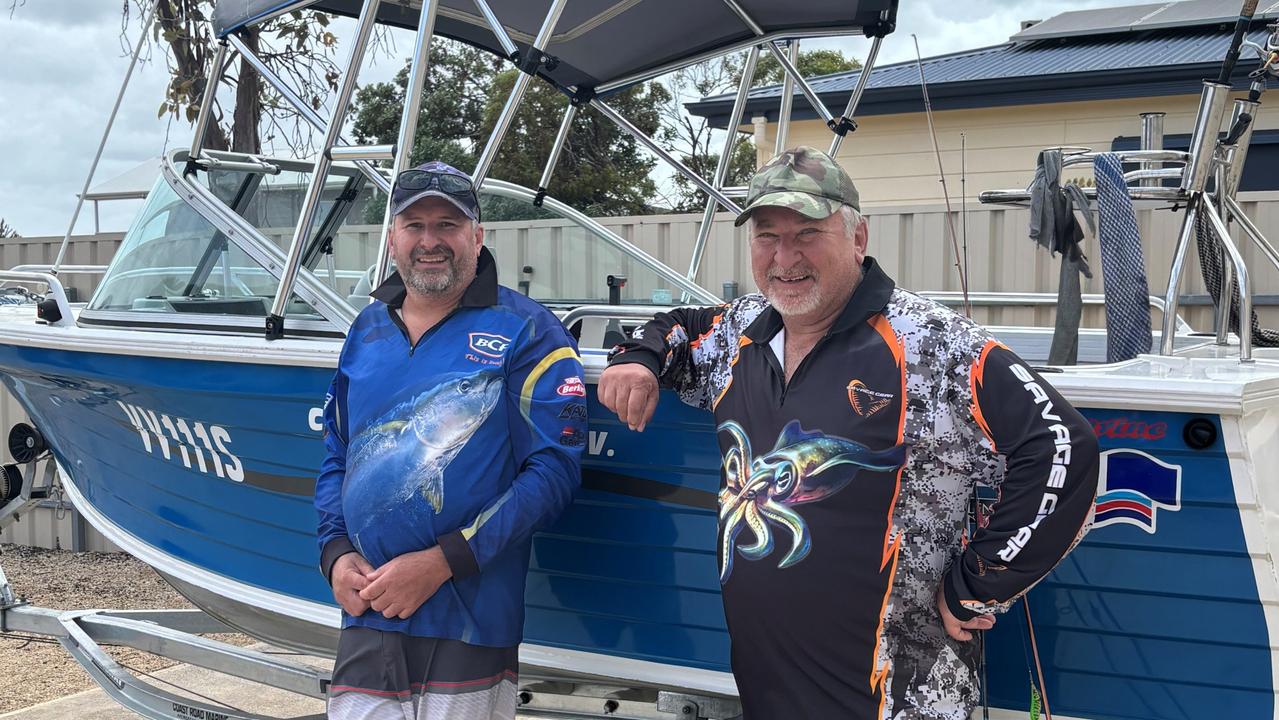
[
  {"xmin": 687, "ymin": 24, "xmax": 1275, "ymax": 127},
  {"xmin": 1009, "ymin": 0, "xmax": 1279, "ymax": 43}
]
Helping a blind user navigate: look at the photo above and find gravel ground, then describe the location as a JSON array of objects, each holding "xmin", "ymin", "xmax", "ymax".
[{"xmin": 0, "ymin": 544, "xmax": 251, "ymax": 714}]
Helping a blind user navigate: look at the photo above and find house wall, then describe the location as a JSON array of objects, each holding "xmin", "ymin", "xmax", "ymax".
[{"xmin": 753, "ymin": 93, "xmax": 1275, "ymax": 207}]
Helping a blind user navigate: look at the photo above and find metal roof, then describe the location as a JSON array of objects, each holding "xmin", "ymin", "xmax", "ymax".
[
  {"xmin": 688, "ymin": 25, "xmax": 1273, "ymax": 124},
  {"xmin": 1010, "ymin": 0, "xmax": 1279, "ymax": 43}
]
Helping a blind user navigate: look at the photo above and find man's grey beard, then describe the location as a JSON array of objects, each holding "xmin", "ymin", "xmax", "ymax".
[
  {"xmin": 766, "ymin": 287, "xmax": 823, "ymax": 318},
  {"xmin": 402, "ymin": 246, "xmax": 473, "ymax": 296},
  {"xmin": 763, "ymin": 262, "xmax": 862, "ymax": 319}
]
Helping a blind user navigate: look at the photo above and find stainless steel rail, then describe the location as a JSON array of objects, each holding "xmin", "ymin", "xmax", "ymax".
[
  {"xmin": 561, "ymin": 291, "xmax": 1195, "ymax": 336},
  {"xmin": 0, "ymin": 271, "xmax": 75, "ymax": 327}
]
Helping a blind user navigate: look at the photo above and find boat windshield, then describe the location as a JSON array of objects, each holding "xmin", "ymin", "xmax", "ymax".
[
  {"xmin": 87, "ymin": 175, "xmax": 310, "ymax": 318},
  {"xmin": 86, "ymin": 155, "xmax": 712, "ymax": 332}
]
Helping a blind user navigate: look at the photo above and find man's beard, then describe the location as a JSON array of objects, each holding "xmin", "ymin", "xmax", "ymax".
[
  {"xmin": 761, "ymin": 261, "xmax": 862, "ymax": 319},
  {"xmin": 762, "ymin": 263, "xmax": 824, "ymax": 317},
  {"xmin": 400, "ymin": 245, "xmax": 473, "ymax": 296}
]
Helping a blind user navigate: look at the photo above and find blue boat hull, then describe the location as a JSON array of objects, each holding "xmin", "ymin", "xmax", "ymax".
[
  {"xmin": 0, "ymin": 344, "xmax": 731, "ymax": 677},
  {"xmin": 1, "ymin": 342, "xmax": 1273, "ymax": 716}
]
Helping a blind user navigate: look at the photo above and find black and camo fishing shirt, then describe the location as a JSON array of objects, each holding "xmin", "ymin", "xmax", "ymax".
[{"xmin": 607, "ymin": 257, "xmax": 1099, "ymax": 719}]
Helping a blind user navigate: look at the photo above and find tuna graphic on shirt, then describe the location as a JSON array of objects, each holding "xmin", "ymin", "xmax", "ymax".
[{"xmin": 347, "ymin": 372, "xmax": 504, "ymax": 515}]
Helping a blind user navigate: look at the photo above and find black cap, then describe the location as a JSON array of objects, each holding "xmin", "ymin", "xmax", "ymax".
[{"xmin": 391, "ymin": 161, "xmax": 481, "ymax": 221}]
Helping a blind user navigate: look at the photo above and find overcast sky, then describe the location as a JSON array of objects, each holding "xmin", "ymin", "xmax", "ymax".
[{"xmin": 0, "ymin": 0, "xmax": 1157, "ymax": 237}]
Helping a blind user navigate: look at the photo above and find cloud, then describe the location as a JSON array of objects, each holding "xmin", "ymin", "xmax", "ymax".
[
  {"xmin": 8, "ymin": 0, "xmax": 121, "ymax": 29},
  {"xmin": 0, "ymin": 2, "xmax": 172, "ymax": 237}
]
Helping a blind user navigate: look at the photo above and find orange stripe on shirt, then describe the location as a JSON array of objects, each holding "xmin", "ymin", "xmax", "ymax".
[
  {"xmin": 867, "ymin": 313, "xmax": 909, "ymax": 706},
  {"xmin": 712, "ymin": 336, "xmax": 753, "ymax": 410},
  {"xmin": 689, "ymin": 313, "xmax": 724, "ymax": 349},
  {"xmin": 870, "ymin": 531, "xmax": 903, "ymax": 702},
  {"xmin": 869, "ymin": 314, "xmax": 905, "ymax": 371},
  {"xmin": 868, "ymin": 314, "xmax": 908, "ymax": 570},
  {"xmin": 969, "ymin": 340, "xmax": 1005, "ymax": 452}
]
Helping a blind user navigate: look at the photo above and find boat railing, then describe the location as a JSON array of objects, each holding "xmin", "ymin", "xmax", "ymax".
[
  {"xmin": 0, "ymin": 270, "xmax": 75, "ymax": 327},
  {"xmin": 10, "ymin": 264, "xmax": 109, "ymax": 275},
  {"xmin": 981, "ymin": 19, "xmax": 1279, "ymax": 363},
  {"xmin": 562, "ymin": 292, "xmax": 1195, "ymax": 345},
  {"xmin": 919, "ymin": 291, "xmax": 1195, "ymax": 334},
  {"xmin": 977, "ymin": 149, "xmax": 1193, "ymax": 207}
]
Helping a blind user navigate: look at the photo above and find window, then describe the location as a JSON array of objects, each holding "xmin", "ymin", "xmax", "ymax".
[
  {"xmin": 89, "ymin": 179, "xmax": 279, "ymax": 316},
  {"xmin": 1112, "ymin": 130, "xmax": 1279, "ymax": 192}
]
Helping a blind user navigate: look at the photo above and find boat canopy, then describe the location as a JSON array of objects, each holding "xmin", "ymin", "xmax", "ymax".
[{"xmin": 212, "ymin": 0, "xmax": 898, "ymax": 95}]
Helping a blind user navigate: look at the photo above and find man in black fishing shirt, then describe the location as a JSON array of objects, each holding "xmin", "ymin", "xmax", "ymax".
[{"xmin": 599, "ymin": 146, "xmax": 1099, "ymax": 719}]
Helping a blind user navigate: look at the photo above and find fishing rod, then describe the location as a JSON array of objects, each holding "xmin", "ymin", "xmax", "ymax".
[
  {"xmin": 961, "ymin": 132, "xmax": 969, "ymax": 310},
  {"xmin": 1218, "ymin": 0, "xmax": 1261, "ymax": 85},
  {"xmin": 912, "ymin": 35, "xmax": 971, "ymax": 317}
]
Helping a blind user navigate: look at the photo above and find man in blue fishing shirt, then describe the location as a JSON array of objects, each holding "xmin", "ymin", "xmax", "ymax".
[{"xmin": 315, "ymin": 160, "xmax": 585, "ymax": 720}]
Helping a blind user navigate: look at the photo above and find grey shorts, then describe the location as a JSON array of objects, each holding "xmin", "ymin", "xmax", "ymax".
[{"xmin": 327, "ymin": 627, "xmax": 519, "ymax": 720}]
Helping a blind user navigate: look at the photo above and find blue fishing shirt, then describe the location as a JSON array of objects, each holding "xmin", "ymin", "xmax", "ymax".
[{"xmin": 315, "ymin": 247, "xmax": 585, "ymax": 647}]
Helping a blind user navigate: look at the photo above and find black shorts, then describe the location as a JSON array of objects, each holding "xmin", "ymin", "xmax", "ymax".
[{"xmin": 327, "ymin": 627, "xmax": 518, "ymax": 720}]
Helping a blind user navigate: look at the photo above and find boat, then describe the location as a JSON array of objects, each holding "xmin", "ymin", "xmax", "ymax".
[{"xmin": 3, "ymin": 0, "xmax": 1279, "ymax": 718}]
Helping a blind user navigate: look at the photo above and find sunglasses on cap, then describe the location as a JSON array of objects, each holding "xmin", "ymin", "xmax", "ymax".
[{"xmin": 395, "ymin": 169, "xmax": 475, "ymax": 196}]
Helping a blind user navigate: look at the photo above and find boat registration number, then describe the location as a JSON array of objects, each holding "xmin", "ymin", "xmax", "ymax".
[{"xmin": 116, "ymin": 401, "xmax": 245, "ymax": 483}]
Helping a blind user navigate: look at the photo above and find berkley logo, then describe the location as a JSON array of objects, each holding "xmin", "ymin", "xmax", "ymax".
[
  {"xmin": 1089, "ymin": 416, "xmax": 1167, "ymax": 441},
  {"xmin": 468, "ymin": 332, "xmax": 511, "ymax": 358},
  {"xmin": 557, "ymin": 377, "xmax": 586, "ymax": 397},
  {"xmin": 846, "ymin": 380, "xmax": 893, "ymax": 418}
]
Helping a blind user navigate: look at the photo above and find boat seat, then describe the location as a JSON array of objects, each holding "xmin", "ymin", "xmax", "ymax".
[{"xmin": 346, "ymin": 263, "xmax": 377, "ymax": 310}]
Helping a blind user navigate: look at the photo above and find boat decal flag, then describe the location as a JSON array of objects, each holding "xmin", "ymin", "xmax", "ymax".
[{"xmin": 1093, "ymin": 449, "xmax": 1180, "ymax": 533}]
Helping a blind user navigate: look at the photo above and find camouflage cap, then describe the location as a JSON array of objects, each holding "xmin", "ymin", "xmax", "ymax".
[{"xmin": 734, "ymin": 146, "xmax": 859, "ymax": 227}]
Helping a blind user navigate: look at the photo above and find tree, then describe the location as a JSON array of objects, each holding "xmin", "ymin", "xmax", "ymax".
[
  {"xmin": 752, "ymin": 48, "xmax": 861, "ymax": 86},
  {"xmin": 478, "ymin": 70, "xmax": 670, "ymax": 217},
  {"xmin": 122, "ymin": 1, "xmax": 342, "ymax": 154},
  {"xmin": 657, "ymin": 55, "xmax": 757, "ymax": 213},
  {"xmin": 351, "ymin": 39, "xmax": 671, "ymax": 218},
  {"xmin": 0, "ymin": 219, "xmax": 18, "ymax": 239},
  {"xmin": 658, "ymin": 47, "xmax": 860, "ymax": 212},
  {"xmin": 352, "ymin": 43, "xmax": 498, "ymax": 174}
]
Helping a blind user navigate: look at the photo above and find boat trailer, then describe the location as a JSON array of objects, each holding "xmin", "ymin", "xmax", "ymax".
[{"xmin": 0, "ymin": 434, "xmax": 741, "ymax": 720}]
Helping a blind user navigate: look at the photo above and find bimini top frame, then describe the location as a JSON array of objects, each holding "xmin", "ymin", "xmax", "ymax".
[
  {"xmin": 196, "ymin": 0, "xmax": 898, "ymax": 338},
  {"xmin": 213, "ymin": 0, "xmax": 897, "ymax": 98}
]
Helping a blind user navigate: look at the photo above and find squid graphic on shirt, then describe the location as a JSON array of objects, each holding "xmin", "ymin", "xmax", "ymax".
[
  {"xmin": 717, "ymin": 419, "xmax": 907, "ymax": 583},
  {"xmin": 347, "ymin": 371, "xmax": 505, "ymax": 515}
]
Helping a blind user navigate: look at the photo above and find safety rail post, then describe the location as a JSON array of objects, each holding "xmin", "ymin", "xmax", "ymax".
[
  {"xmin": 266, "ymin": 0, "xmax": 383, "ymax": 339},
  {"xmin": 370, "ymin": 0, "xmax": 443, "ymax": 287}
]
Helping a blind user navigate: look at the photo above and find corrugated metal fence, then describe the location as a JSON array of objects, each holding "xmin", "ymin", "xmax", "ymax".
[
  {"xmin": 0, "ymin": 233, "xmax": 122, "ymax": 551},
  {"xmin": 4, "ymin": 195, "xmax": 1279, "ymax": 550}
]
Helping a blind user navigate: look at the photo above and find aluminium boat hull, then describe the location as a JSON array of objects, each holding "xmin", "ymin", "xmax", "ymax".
[
  {"xmin": 0, "ymin": 323, "xmax": 735, "ymax": 695},
  {"xmin": 5, "ymin": 310, "xmax": 1279, "ymax": 717}
]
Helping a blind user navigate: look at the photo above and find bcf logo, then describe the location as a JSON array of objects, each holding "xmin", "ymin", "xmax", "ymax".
[{"xmin": 469, "ymin": 332, "xmax": 511, "ymax": 358}]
